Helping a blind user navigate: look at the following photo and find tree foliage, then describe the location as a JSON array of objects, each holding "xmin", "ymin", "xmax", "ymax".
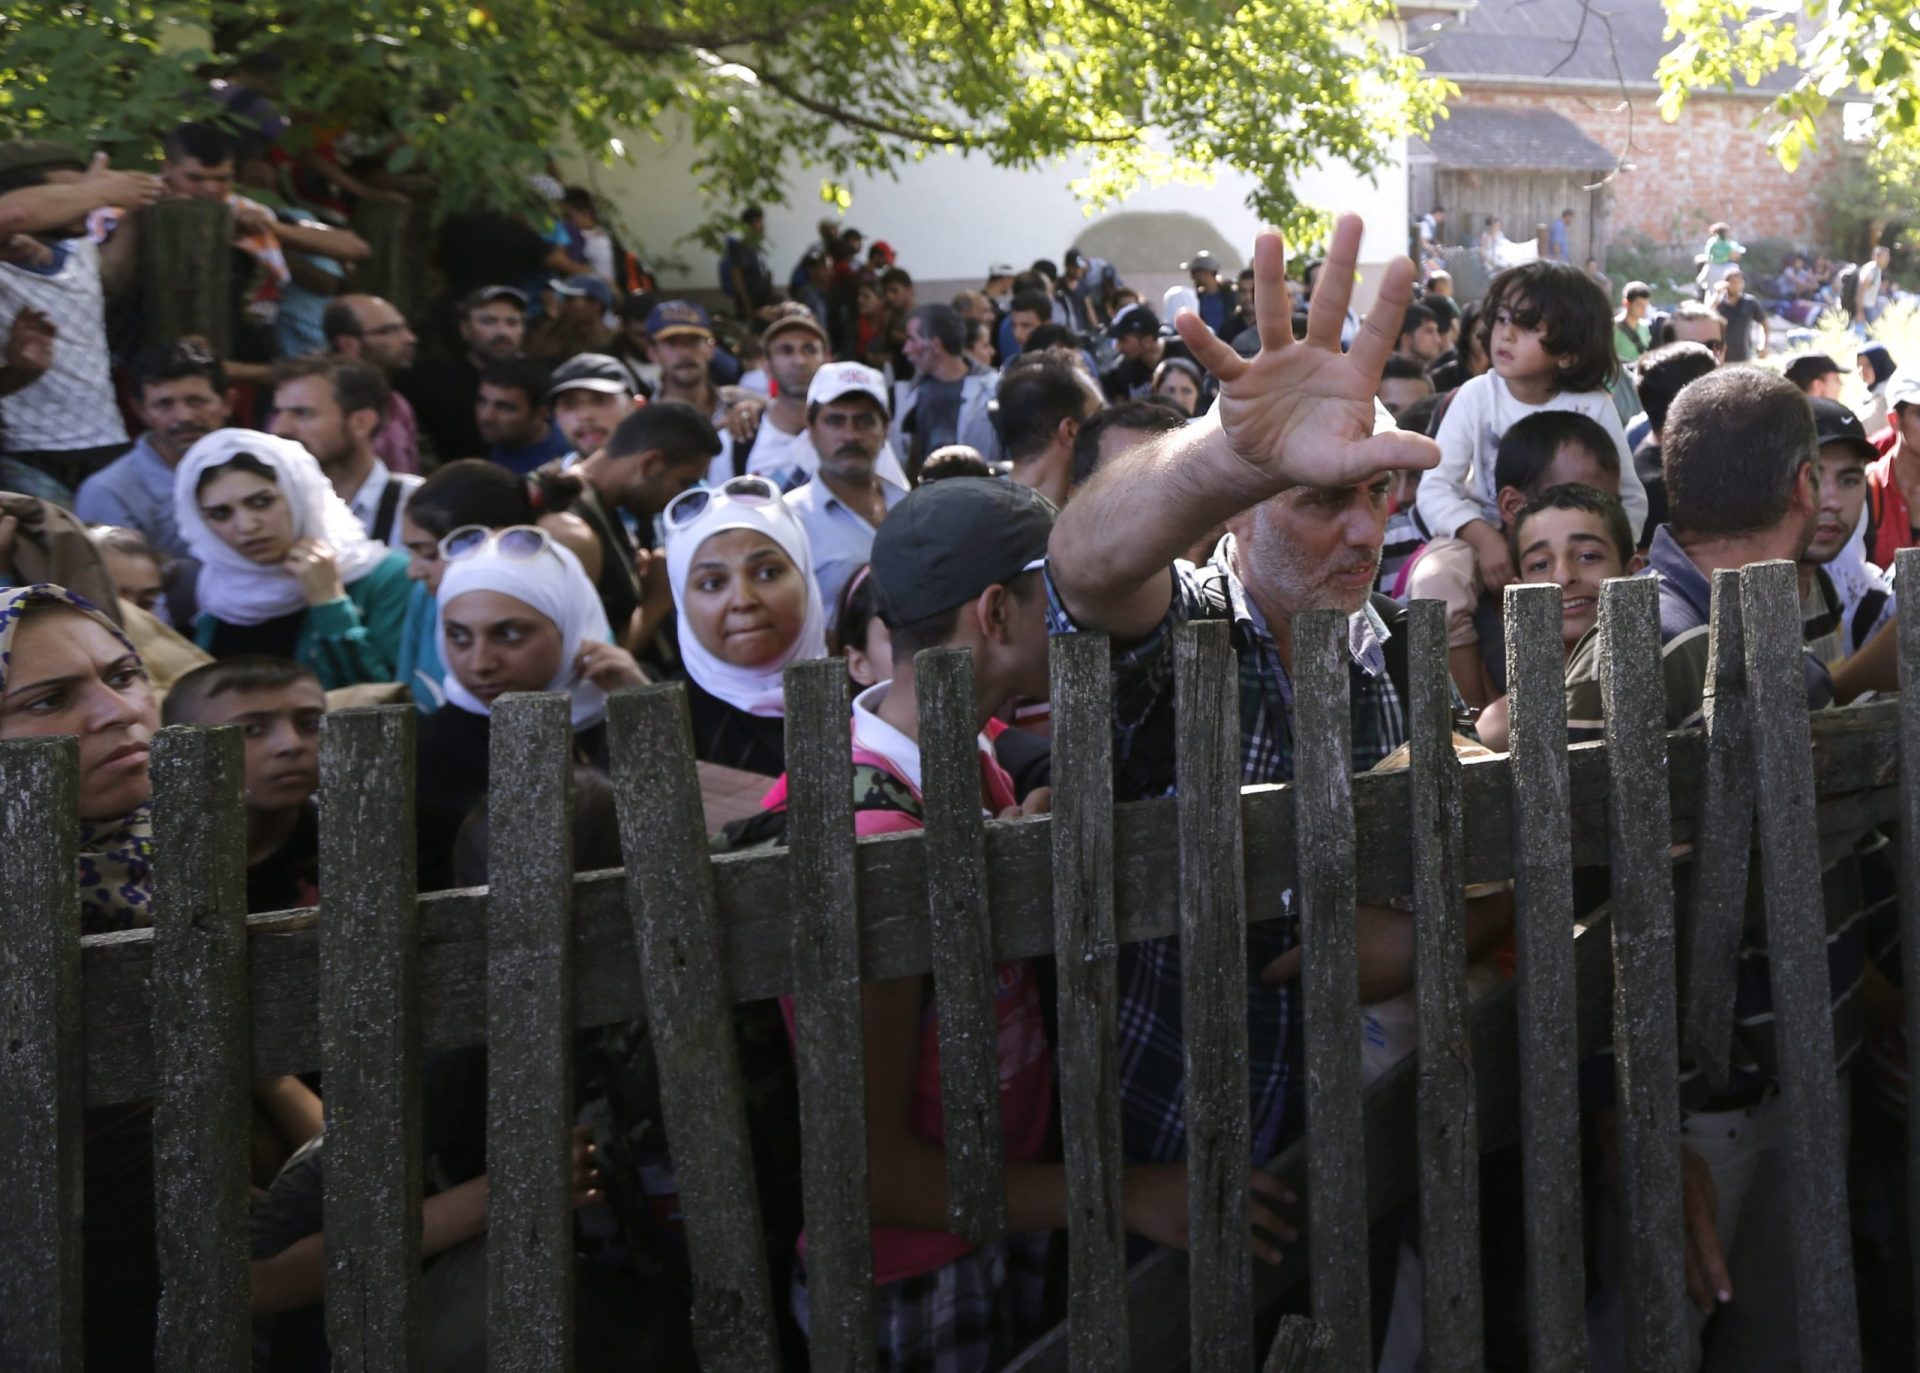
[
  {"xmin": 1657, "ymin": 0, "xmax": 1919, "ymax": 174},
  {"xmin": 0, "ymin": 1, "xmax": 1448, "ymax": 243}
]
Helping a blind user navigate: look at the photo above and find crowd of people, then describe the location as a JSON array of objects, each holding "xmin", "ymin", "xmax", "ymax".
[{"xmin": 0, "ymin": 108, "xmax": 1911, "ymax": 1372}]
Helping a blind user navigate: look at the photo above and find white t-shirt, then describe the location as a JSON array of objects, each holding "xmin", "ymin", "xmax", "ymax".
[
  {"xmin": 746, "ymin": 418, "xmax": 909, "ymax": 491},
  {"xmin": 1417, "ymin": 371, "xmax": 1645, "ymax": 542},
  {"xmin": 0, "ymin": 238, "xmax": 128, "ymax": 452}
]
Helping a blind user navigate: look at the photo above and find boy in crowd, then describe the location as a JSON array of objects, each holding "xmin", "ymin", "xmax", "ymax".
[
  {"xmin": 1806, "ymin": 398, "xmax": 1897, "ymax": 660},
  {"xmin": 162, "ymin": 657, "xmax": 327, "ymax": 914},
  {"xmin": 546, "ymin": 352, "xmax": 643, "ymax": 463},
  {"xmin": 1625, "ymin": 342, "xmax": 1717, "ymax": 542},
  {"xmin": 1406, "ymin": 409, "xmax": 1623, "ymax": 706}
]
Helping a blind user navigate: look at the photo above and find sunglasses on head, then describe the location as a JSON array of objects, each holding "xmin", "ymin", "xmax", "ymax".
[
  {"xmin": 664, "ymin": 475, "xmax": 781, "ymax": 529},
  {"xmin": 439, "ymin": 524, "xmax": 553, "ymax": 563}
]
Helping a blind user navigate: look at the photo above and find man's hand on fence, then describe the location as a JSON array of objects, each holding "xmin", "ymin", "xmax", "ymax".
[
  {"xmin": 1122, "ymin": 1163, "xmax": 1296, "ymax": 1265},
  {"xmin": 1173, "ymin": 215, "xmax": 1438, "ymax": 503},
  {"xmin": 1680, "ymin": 1144, "xmax": 1731, "ymax": 1313}
]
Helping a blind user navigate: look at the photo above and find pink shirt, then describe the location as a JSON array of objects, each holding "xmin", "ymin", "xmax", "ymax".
[
  {"xmin": 768, "ymin": 707, "xmax": 1054, "ymax": 1286},
  {"xmin": 373, "ymin": 391, "xmax": 421, "ymax": 475}
]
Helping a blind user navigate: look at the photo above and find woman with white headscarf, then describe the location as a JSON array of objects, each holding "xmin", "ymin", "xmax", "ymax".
[
  {"xmin": 175, "ymin": 429, "xmax": 412, "ymax": 688},
  {"xmin": 664, "ymin": 475, "xmax": 828, "ymax": 776},
  {"xmin": 415, "ymin": 525, "xmax": 646, "ymax": 890}
]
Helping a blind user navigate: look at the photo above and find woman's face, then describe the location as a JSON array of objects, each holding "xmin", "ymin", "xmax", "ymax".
[
  {"xmin": 0, "ymin": 607, "xmax": 158, "ymax": 821},
  {"xmin": 442, "ymin": 590, "xmax": 565, "ymax": 705},
  {"xmin": 1154, "ymin": 370, "xmax": 1200, "ymax": 416},
  {"xmin": 1858, "ymin": 353, "xmax": 1877, "ymax": 387},
  {"xmin": 198, "ymin": 468, "xmax": 296, "ymax": 565},
  {"xmin": 400, "ymin": 513, "xmax": 446, "ymax": 593},
  {"xmin": 682, "ymin": 529, "xmax": 809, "ymax": 669}
]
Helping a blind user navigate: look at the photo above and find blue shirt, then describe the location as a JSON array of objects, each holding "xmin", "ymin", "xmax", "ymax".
[
  {"xmin": 487, "ymin": 425, "xmax": 571, "ymax": 476},
  {"xmin": 73, "ymin": 434, "xmax": 188, "ymax": 558},
  {"xmin": 782, "ymin": 472, "xmax": 909, "ymax": 627},
  {"xmin": 1548, "ymin": 219, "xmax": 1572, "ymax": 261}
]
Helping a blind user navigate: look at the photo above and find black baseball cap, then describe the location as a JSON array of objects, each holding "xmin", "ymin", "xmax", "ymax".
[
  {"xmin": 462, "ymin": 284, "xmax": 529, "ymax": 312},
  {"xmin": 1784, "ymin": 354, "xmax": 1843, "ymax": 389},
  {"xmin": 546, "ymin": 352, "xmax": 633, "ymax": 400},
  {"xmin": 1107, "ymin": 303, "xmax": 1162, "ymax": 338},
  {"xmin": 870, "ymin": 478, "xmax": 1056, "ymax": 626},
  {"xmin": 1809, "ymin": 397, "xmax": 1876, "ymax": 461}
]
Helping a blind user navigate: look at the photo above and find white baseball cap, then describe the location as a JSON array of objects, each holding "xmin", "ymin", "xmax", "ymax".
[
  {"xmin": 806, "ymin": 361, "xmax": 890, "ymax": 411},
  {"xmin": 1882, "ymin": 365, "xmax": 1920, "ymax": 410}
]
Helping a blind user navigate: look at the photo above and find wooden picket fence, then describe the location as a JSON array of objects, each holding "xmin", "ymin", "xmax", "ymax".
[{"xmin": 1, "ymin": 555, "xmax": 1916, "ymax": 1373}]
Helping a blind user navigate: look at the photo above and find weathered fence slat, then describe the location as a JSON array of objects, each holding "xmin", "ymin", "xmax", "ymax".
[
  {"xmin": 1682, "ymin": 570, "xmax": 1753, "ymax": 1090},
  {"xmin": 1897, "ymin": 546, "xmax": 1920, "ymax": 1373},
  {"xmin": 1175, "ymin": 619, "xmax": 1254, "ymax": 1369},
  {"xmin": 1737, "ymin": 561, "xmax": 1861, "ymax": 1359},
  {"xmin": 1406, "ymin": 600, "xmax": 1483, "ymax": 1371},
  {"xmin": 607, "ymin": 686, "xmax": 780, "ymax": 1371},
  {"xmin": 782, "ymin": 662, "xmax": 876, "ymax": 1373},
  {"xmin": 1291, "ymin": 608, "xmax": 1371, "ymax": 1373},
  {"xmin": 485, "ymin": 695, "xmax": 577, "ymax": 1372},
  {"xmin": 140, "ymin": 198, "xmax": 233, "ymax": 355},
  {"xmin": 149, "ymin": 725, "xmax": 253, "ymax": 1372},
  {"xmin": 1046, "ymin": 633, "xmax": 1130, "ymax": 1372},
  {"xmin": 319, "ymin": 707, "xmax": 424, "ymax": 1373},
  {"xmin": 0, "ymin": 738, "xmax": 82, "ymax": 1373},
  {"xmin": 914, "ymin": 648, "xmax": 1010, "ymax": 1244},
  {"xmin": 1501, "ymin": 584, "xmax": 1588, "ymax": 1373},
  {"xmin": 1263, "ymin": 1315, "xmax": 1334, "ymax": 1373},
  {"xmin": 1595, "ymin": 576, "xmax": 1687, "ymax": 1371}
]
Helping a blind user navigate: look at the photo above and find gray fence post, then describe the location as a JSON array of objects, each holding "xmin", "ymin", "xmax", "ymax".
[
  {"xmin": 149, "ymin": 725, "xmax": 253, "ymax": 1372},
  {"xmin": 0, "ymin": 737, "xmax": 82, "ymax": 1373},
  {"xmin": 319, "ymin": 706, "xmax": 424, "ymax": 1373},
  {"xmin": 1502, "ymin": 584, "xmax": 1587, "ymax": 1372},
  {"xmin": 1406, "ymin": 600, "xmax": 1483, "ymax": 1371},
  {"xmin": 1292, "ymin": 608, "xmax": 1370, "ymax": 1373},
  {"xmin": 781, "ymin": 661, "xmax": 876, "ymax": 1373},
  {"xmin": 1048, "ymin": 632, "xmax": 1131, "ymax": 1372},
  {"xmin": 484, "ymin": 694, "xmax": 577, "ymax": 1372},
  {"xmin": 1596, "ymin": 576, "xmax": 1687, "ymax": 1371},
  {"xmin": 140, "ymin": 198, "xmax": 233, "ymax": 355},
  {"xmin": 1897, "ymin": 546, "xmax": 1920, "ymax": 1373},
  {"xmin": 1175, "ymin": 618, "xmax": 1254, "ymax": 1369},
  {"xmin": 607, "ymin": 685, "xmax": 780, "ymax": 1371}
]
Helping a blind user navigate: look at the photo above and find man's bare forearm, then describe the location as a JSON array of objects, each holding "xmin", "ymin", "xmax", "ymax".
[{"xmin": 1047, "ymin": 410, "xmax": 1285, "ymax": 641}]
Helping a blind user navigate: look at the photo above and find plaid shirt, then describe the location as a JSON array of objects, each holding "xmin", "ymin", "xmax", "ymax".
[{"xmin": 1044, "ymin": 541, "xmax": 1408, "ymax": 1164}]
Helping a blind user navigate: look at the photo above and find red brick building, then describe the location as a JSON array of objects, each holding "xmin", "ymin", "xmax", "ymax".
[{"xmin": 1405, "ymin": 0, "xmax": 1841, "ymax": 265}]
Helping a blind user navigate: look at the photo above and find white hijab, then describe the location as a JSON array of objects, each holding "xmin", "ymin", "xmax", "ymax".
[
  {"xmin": 436, "ymin": 534, "xmax": 612, "ymax": 730},
  {"xmin": 174, "ymin": 429, "xmax": 392, "ymax": 626},
  {"xmin": 666, "ymin": 489, "xmax": 828, "ymax": 717}
]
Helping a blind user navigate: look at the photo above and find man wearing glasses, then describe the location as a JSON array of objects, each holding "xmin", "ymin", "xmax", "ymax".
[
  {"xmin": 323, "ymin": 294, "xmax": 423, "ymax": 473},
  {"xmin": 784, "ymin": 361, "xmax": 909, "ymax": 623}
]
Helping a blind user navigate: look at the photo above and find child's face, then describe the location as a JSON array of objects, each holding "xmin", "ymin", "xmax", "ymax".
[
  {"xmin": 1513, "ymin": 508, "xmax": 1631, "ymax": 648},
  {"xmin": 1487, "ymin": 300, "xmax": 1566, "ymax": 389},
  {"xmin": 199, "ymin": 682, "xmax": 327, "ymax": 812}
]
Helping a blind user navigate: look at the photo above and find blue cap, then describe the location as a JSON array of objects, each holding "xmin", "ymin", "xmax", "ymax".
[
  {"xmin": 551, "ymin": 274, "xmax": 614, "ymax": 308},
  {"xmin": 645, "ymin": 300, "xmax": 713, "ymax": 340}
]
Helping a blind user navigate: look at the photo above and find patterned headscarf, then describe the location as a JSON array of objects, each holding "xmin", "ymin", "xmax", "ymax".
[{"xmin": 0, "ymin": 585, "xmax": 154, "ymax": 934}]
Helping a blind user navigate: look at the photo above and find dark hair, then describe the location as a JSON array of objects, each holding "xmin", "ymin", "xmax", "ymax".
[
  {"xmin": 163, "ymin": 655, "xmax": 321, "ymax": 726},
  {"xmin": 1012, "ymin": 271, "xmax": 1047, "ymax": 296},
  {"xmin": 164, "ymin": 121, "xmax": 236, "ymax": 166},
  {"xmin": 995, "ymin": 355, "xmax": 1097, "ymax": 461},
  {"xmin": 1426, "ymin": 295, "xmax": 1461, "ymax": 333},
  {"xmin": 1009, "ymin": 289, "xmax": 1052, "ymax": 319},
  {"xmin": 88, "ymin": 524, "xmax": 159, "ymax": 562},
  {"xmin": 1655, "ymin": 300, "xmax": 1723, "ymax": 349},
  {"xmin": 479, "ymin": 357, "xmax": 552, "ymax": 407},
  {"xmin": 918, "ymin": 446, "xmax": 995, "ymax": 481},
  {"xmin": 741, "ymin": 205, "xmax": 764, "ymax": 225},
  {"xmin": 1380, "ymin": 354, "xmax": 1431, "ymax": 383},
  {"xmin": 1030, "ymin": 258, "xmax": 1060, "ymax": 282},
  {"xmin": 453, "ymin": 765, "xmax": 622, "ymax": 886},
  {"xmin": 1481, "ymin": 260, "xmax": 1618, "ymax": 393},
  {"xmin": 1457, "ymin": 301, "xmax": 1486, "ymax": 359},
  {"xmin": 1663, "ymin": 367, "xmax": 1814, "ymax": 537},
  {"xmin": 406, "ymin": 458, "xmax": 582, "ymax": 540},
  {"xmin": 879, "ymin": 267, "xmax": 913, "ymax": 292},
  {"xmin": 1399, "ymin": 302, "xmax": 1437, "ymax": 340},
  {"xmin": 1396, "ymin": 392, "xmax": 1444, "ymax": 435},
  {"xmin": 836, "ymin": 565, "xmax": 885, "ymax": 663},
  {"xmin": 1510, "ymin": 484, "xmax": 1634, "ymax": 566},
  {"xmin": 563, "ymin": 186, "xmax": 597, "ymax": 214},
  {"xmin": 1072, "ymin": 398, "xmax": 1186, "ymax": 488},
  {"xmin": 320, "ymin": 299, "xmax": 361, "ymax": 345},
  {"xmin": 908, "ymin": 303, "xmax": 965, "ymax": 357},
  {"xmin": 963, "ymin": 317, "xmax": 990, "ymax": 353},
  {"xmin": 1783, "ymin": 354, "xmax": 1842, "ymax": 390},
  {"xmin": 1622, "ymin": 281, "xmax": 1653, "ymax": 304},
  {"xmin": 194, "ymin": 451, "xmax": 276, "ymax": 495},
  {"xmin": 1491, "ymin": 410, "xmax": 1619, "ymax": 495},
  {"xmin": 131, "ymin": 338, "xmax": 226, "ymax": 399},
  {"xmin": 603, "ymin": 401, "xmax": 723, "ymax": 468},
  {"xmin": 1022, "ymin": 323, "xmax": 1079, "ymax": 354},
  {"xmin": 270, "ymin": 354, "xmax": 390, "ymax": 423},
  {"xmin": 1633, "ymin": 342, "xmax": 1717, "ymax": 435},
  {"xmin": 887, "ymin": 570, "xmax": 1042, "ymax": 660}
]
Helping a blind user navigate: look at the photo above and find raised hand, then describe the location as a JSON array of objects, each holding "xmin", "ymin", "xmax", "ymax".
[
  {"xmin": 1175, "ymin": 215, "xmax": 1439, "ymax": 496},
  {"xmin": 284, "ymin": 537, "xmax": 347, "ymax": 606},
  {"xmin": 80, "ymin": 152, "xmax": 163, "ymax": 213}
]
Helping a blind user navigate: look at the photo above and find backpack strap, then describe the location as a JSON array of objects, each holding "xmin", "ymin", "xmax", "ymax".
[
  {"xmin": 371, "ymin": 478, "xmax": 405, "ymax": 546},
  {"xmin": 1368, "ymin": 593, "xmax": 1413, "ymax": 707}
]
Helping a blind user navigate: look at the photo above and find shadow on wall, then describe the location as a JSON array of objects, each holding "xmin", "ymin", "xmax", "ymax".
[{"xmin": 1073, "ymin": 211, "xmax": 1244, "ymax": 279}]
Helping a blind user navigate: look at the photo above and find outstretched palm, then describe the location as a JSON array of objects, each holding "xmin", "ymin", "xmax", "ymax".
[{"xmin": 1176, "ymin": 216, "xmax": 1439, "ymax": 493}]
